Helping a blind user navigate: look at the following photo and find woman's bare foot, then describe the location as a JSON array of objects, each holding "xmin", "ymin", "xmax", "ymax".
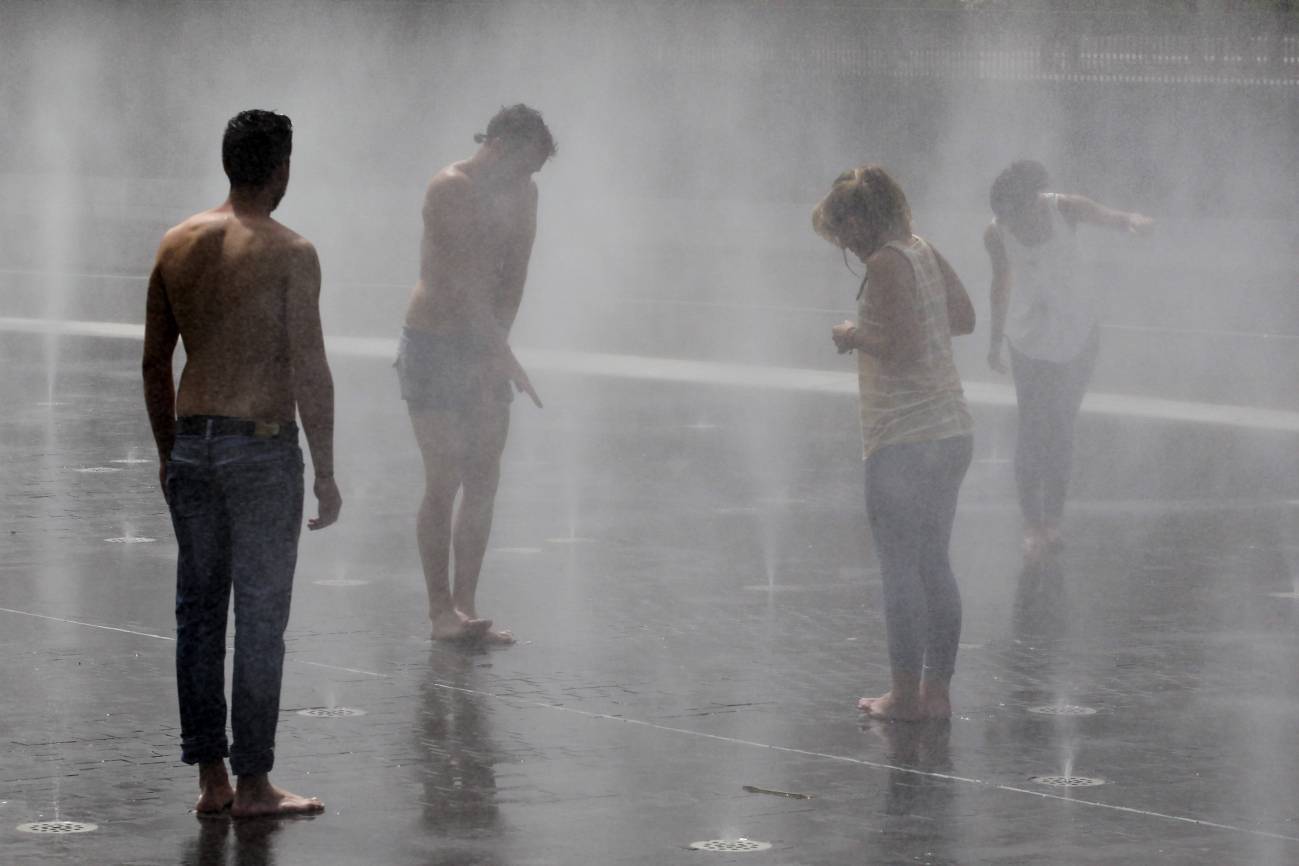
[
  {"xmin": 195, "ymin": 761, "xmax": 235, "ymax": 814},
  {"xmin": 430, "ymin": 610, "xmax": 492, "ymax": 642},
  {"xmin": 231, "ymin": 775, "xmax": 324, "ymax": 818},
  {"xmin": 857, "ymin": 692, "xmax": 926, "ymax": 721}
]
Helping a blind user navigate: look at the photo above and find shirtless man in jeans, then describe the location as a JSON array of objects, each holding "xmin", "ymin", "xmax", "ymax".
[
  {"xmin": 143, "ymin": 109, "xmax": 341, "ymax": 817},
  {"xmin": 396, "ymin": 105, "xmax": 553, "ymax": 643}
]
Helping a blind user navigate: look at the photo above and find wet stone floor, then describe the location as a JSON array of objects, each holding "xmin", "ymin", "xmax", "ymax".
[{"xmin": 3, "ymin": 333, "xmax": 1299, "ymax": 865}]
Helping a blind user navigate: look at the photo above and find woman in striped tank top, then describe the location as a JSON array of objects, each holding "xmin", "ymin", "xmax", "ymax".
[{"xmin": 813, "ymin": 165, "xmax": 975, "ymax": 722}]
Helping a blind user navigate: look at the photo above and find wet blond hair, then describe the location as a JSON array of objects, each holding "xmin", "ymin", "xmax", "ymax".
[{"xmin": 811, "ymin": 165, "xmax": 912, "ymax": 257}]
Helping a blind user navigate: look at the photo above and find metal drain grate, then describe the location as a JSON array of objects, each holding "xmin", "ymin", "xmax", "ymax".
[
  {"xmin": 1028, "ymin": 704, "xmax": 1098, "ymax": 716},
  {"xmin": 689, "ymin": 839, "xmax": 772, "ymax": 852},
  {"xmin": 17, "ymin": 821, "xmax": 98, "ymax": 834},
  {"xmin": 110, "ymin": 458, "xmax": 151, "ymax": 465},
  {"xmin": 105, "ymin": 536, "xmax": 157, "ymax": 544},
  {"xmin": 312, "ymin": 579, "xmax": 371, "ymax": 587},
  {"xmin": 297, "ymin": 707, "xmax": 366, "ymax": 718},
  {"xmin": 1030, "ymin": 775, "xmax": 1105, "ymax": 788},
  {"xmin": 75, "ymin": 467, "xmax": 122, "ymax": 473}
]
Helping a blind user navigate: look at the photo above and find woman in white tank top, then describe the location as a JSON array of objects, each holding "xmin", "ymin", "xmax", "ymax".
[{"xmin": 984, "ymin": 161, "xmax": 1153, "ymax": 558}]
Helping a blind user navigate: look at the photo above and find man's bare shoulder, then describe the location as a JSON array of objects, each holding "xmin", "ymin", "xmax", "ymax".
[
  {"xmin": 426, "ymin": 163, "xmax": 474, "ymax": 200},
  {"xmin": 156, "ymin": 208, "xmax": 227, "ymax": 262}
]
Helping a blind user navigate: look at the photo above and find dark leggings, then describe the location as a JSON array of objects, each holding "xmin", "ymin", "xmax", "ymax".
[
  {"xmin": 865, "ymin": 435, "xmax": 973, "ymax": 679},
  {"xmin": 1009, "ymin": 331, "xmax": 1098, "ymax": 528}
]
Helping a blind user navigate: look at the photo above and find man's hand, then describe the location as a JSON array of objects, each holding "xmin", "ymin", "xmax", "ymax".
[
  {"xmin": 831, "ymin": 320, "xmax": 858, "ymax": 355},
  {"xmin": 503, "ymin": 349, "xmax": 543, "ymax": 408},
  {"xmin": 987, "ymin": 344, "xmax": 1008, "ymax": 374},
  {"xmin": 309, "ymin": 477, "xmax": 342, "ymax": 531},
  {"xmin": 1127, "ymin": 214, "xmax": 1155, "ymax": 237}
]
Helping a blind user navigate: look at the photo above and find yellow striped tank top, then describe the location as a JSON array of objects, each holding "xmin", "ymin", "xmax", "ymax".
[{"xmin": 857, "ymin": 235, "xmax": 973, "ymax": 459}]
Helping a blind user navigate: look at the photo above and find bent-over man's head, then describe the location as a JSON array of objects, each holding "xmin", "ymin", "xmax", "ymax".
[
  {"xmin": 475, "ymin": 104, "xmax": 556, "ymax": 179},
  {"xmin": 223, "ymin": 109, "xmax": 293, "ymax": 207}
]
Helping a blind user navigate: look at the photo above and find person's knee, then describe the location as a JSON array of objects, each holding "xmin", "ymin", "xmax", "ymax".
[{"xmin": 420, "ymin": 478, "xmax": 460, "ymax": 511}]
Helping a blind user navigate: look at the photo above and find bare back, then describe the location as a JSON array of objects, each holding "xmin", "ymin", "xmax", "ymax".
[{"xmin": 152, "ymin": 207, "xmax": 317, "ymax": 423}]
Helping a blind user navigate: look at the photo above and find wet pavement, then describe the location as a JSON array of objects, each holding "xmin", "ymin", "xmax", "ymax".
[{"xmin": 3, "ymin": 331, "xmax": 1299, "ymax": 865}]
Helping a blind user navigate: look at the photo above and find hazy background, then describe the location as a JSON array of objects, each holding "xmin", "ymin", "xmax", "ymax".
[{"xmin": 2, "ymin": 0, "xmax": 1297, "ymax": 408}]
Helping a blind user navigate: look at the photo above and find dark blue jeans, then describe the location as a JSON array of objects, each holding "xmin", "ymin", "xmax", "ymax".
[
  {"xmin": 865, "ymin": 435, "xmax": 972, "ymax": 679},
  {"xmin": 166, "ymin": 419, "xmax": 304, "ymax": 776}
]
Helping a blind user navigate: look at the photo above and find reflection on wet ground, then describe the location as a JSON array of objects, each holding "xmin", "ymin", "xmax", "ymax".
[{"xmin": 3, "ymin": 334, "xmax": 1299, "ymax": 864}]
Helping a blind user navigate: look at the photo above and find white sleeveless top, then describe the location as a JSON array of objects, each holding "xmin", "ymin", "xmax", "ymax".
[
  {"xmin": 997, "ymin": 193, "xmax": 1096, "ymax": 363},
  {"xmin": 857, "ymin": 235, "xmax": 973, "ymax": 460}
]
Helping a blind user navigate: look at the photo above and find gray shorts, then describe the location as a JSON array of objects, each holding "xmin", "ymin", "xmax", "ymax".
[{"xmin": 395, "ymin": 327, "xmax": 513, "ymax": 412}]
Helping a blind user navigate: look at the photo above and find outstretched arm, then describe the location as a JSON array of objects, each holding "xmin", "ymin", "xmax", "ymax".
[
  {"xmin": 286, "ymin": 241, "xmax": 341, "ymax": 530},
  {"xmin": 142, "ymin": 253, "xmax": 179, "ymax": 493},
  {"xmin": 1059, "ymin": 194, "xmax": 1154, "ymax": 236},
  {"xmin": 983, "ymin": 223, "xmax": 1011, "ymax": 374}
]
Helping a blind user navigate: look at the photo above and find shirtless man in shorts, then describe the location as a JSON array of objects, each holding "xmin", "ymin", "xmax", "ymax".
[
  {"xmin": 143, "ymin": 109, "xmax": 341, "ymax": 817},
  {"xmin": 396, "ymin": 104, "xmax": 553, "ymax": 644}
]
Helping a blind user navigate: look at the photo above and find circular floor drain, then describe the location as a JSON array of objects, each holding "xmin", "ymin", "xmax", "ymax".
[
  {"xmin": 689, "ymin": 839, "xmax": 772, "ymax": 852},
  {"xmin": 1028, "ymin": 704, "xmax": 1098, "ymax": 716},
  {"xmin": 75, "ymin": 467, "xmax": 122, "ymax": 473},
  {"xmin": 105, "ymin": 536, "xmax": 156, "ymax": 544},
  {"xmin": 1029, "ymin": 775, "xmax": 1105, "ymax": 788},
  {"xmin": 17, "ymin": 821, "xmax": 98, "ymax": 834},
  {"xmin": 312, "ymin": 579, "xmax": 371, "ymax": 587},
  {"xmin": 297, "ymin": 707, "xmax": 366, "ymax": 718}
]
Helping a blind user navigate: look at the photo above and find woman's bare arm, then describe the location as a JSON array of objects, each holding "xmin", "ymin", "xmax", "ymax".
[
  {"xmin": 983, "ymin": 222, "xmax": 1011, "ymax": 373},
  {"xmin": 1058, "ymin": 194, "xmax": 1154, "ymax": 235},
  {"xmin": 931, "ymin": 245, "xmax": 975, "ymax": 336}
]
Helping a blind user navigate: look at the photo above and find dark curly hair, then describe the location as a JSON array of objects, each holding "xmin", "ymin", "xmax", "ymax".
[
  {"xmin": 475, "ymin": 104, "xmax": 556, "ymax": 160},
  {"xmin": 222, "ymin": 109, "xmax": 293, "ymax": 188},
  {"xmin": 811, "ymin": 164, "xmax": 912, "ymax": 257},
  {"xmin": 990, "ymin": 160, "xmax": 1049, "ymax": 222}
]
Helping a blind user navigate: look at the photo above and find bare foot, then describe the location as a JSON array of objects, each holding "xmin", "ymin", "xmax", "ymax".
[
  {"xmin": 453, "ymin": 608, "xmax": 515, "ymax": 645},
  {"xmin": 195, "ymin": 761, "xmax": 235, "ymax": 814},
  {"xmin": 430, "ymin": 610, "xmax": 492, "ymax": 642},
  {"xmin": 857, "ymin": 692, "xmax": 926, "ymax": 722},
  {"xmin": 480, "ymin": 626, "xmax": 515, "ymax": 645},
  {"xmin": 231, "ymin": 776, "xmax": 324, "ymax": 818}
]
